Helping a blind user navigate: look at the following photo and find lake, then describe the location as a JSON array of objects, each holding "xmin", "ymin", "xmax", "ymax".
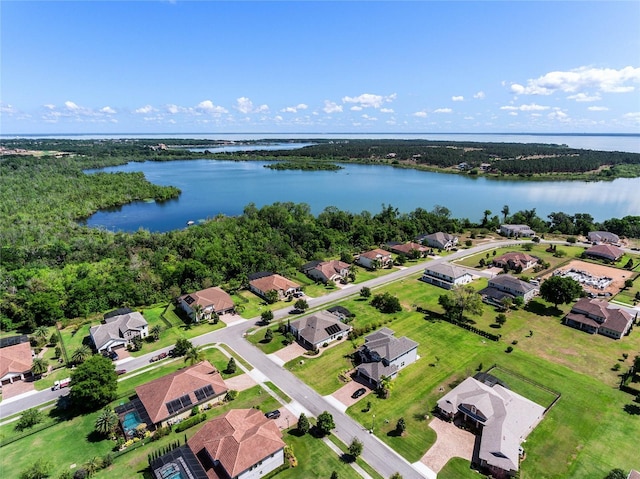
[{"xmin": 83, "ymin": 158, "xmax": 640, "ymax": 233}]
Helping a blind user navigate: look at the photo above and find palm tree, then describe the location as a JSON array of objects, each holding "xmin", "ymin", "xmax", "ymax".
[
  {"xmin": 184, "ymin": 345, "xmax": 205, "ymax": 366},
  {"xmin": 71, "ymin": 345, "xmax": 91, "ymax": 364},
  {"xmin": 84, "ymin": 456, "xmax": 103, "ymax": 476},
  {"xmin": 501, "ymin": 205, "xmax": 510, "ymax": 223},
  {"xmin": 150, "ymin": 325, "xmax": 161, "ymax": 341},
  {"xmin": 94, "ymin": 406, "xmax": 119, "ymax": 437},
  {"xmin": 191, "ymin": 303, "xmax": 204, "ymax": 323},
  {"xmin": 31, "ymin": 358, "xmax": 48, "ymax": 378},
  {"xmin": 482, "ymin": 209, "xmax": 492, "ymax": 227},
  {"xmin": 33, "ymin": 326, "xmax": 48, "ymax": 346}
]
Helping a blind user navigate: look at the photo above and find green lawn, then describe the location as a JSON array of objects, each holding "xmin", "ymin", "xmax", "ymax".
[
  {"xmin": 437, "ymin": 457, "xmax": 479, "ymax": 479},
  {"xmin": 247, "ymin": 322, "xmax": 293, "ymax": 354}
]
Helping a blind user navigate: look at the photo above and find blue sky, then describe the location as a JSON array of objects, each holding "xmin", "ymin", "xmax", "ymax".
[{"xmin": 2, "ymin": 1, "xmax": 639, "ymax": 134}]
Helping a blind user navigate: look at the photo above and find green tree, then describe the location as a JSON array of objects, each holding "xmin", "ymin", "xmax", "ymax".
[
  {"xmin": 495, "ymin": 313, "xmax": 507, "ymax": 327},
  {"xmin": 501, "ymin": 205, "xmax": 510, "ymax": 223},
  {"xmin": 18, "ymin": 459, "xmax": 52, "ymax": 479},
  {"xmin": 438, "ymin": 285, "xmax": 483, "ymax": 322},
  {"xmin": 539, "ymin": 276, "xmax": 583, "ymax": 309},
  {"xmin": 184, "ymin": 345, "xmax": 205, "ymax": 366},
  {"xmin": 71, "ymin": 345, "xmax": 91, "ymax": 364},
  {"xmin": 15, "ymin": 408, "xmax": 43, "ymax": 432},
  {"xmin": 225, "ymin": 357, "xmax": 237, "ymax": 374},
  {"xmin": 264, "ymin": 328, "xmax": 274, "ymax": 342},
  {"xmin": 94, "ymin": 406, "xmax": 119, "ymax": 437},
  {"xmin": 261, "ymin": 310, "xmax": 274, "ymax": 324},
  {"xmin": 84, "ymin": 457, "xmax": 103, "ymax": 477},
  {"xmin": 31, "ymin": 357, "xmax": 48, "ymax": 378},
  {"xmin": 33, "ymin": 326, "xmax": 49, "ymax": 346},
  {"xmin": 330, "ymin": 472, "xmax": 339, "ymax": 479},
  {"xmin": 371, "ymin": 292, "xmax": 402, "ymax": 313},
  {"xmin": 191, "ymin": 303, "xmax": 204, "ymax": 322},
  {"xmin": 604, "ymin": 470, "xmax": 627, "ymax": 479},
  {"xmin": 297, "ymin": 412, "xmax": 310, "ymax": 435},
  {"xmin": 348, "ymin": 437, "xmax": 363, "ymax": 459},
  {"xmin": 172, "ymin": 338, "xmax": 192, "ymax": 356},
  {"xmin": 390, "ymin": 474, "xmax": 403, "ymax": 479},
  {"xmin": 69, "ymin": 355, "xmax": 117, "ymax": 412},
  {"xmin": 359, "ymin": 286, "xmax": 371, "ymax": 298},
  {"xmin": 316, "ymin": 411, "xmax": 335, "ymax": 436},
  {"xmin": 265, "ymin": 290, "xmax": 279, "ymax": 304},
  {"xmin": 294, "ymin": 298, "xmax": 309, "ymax": 312},
  {"xmin": 377, "ymin": 375, "xmax": 394, "ymax": 399},
  {"xmin": 396, "ymin": 417, "xmax": 406, "ymax": 436},
  {"xmin": 150, "ymin": 324, "xmax": 161, "ymax": 341}
]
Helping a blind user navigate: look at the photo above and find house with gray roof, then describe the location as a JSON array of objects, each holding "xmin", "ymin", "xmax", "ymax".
[
  {"xmin": 423, "ymin": 232, "xmax": 458, "ymax": 250},
  {"xmin": 564, "ymin": 297, "xmax": 634, "ymax": 339},
  {"xmin": 437, "ymin": 376, "xmax": 545, "ymax": 477},
  {"xmin": 587, "ymin": 231, "xmax": 620, "ymax": 244},
  {"xmin": 90, "ymin": 311, "xmax": 148, "ymax": 353},
  {"xmin": 422, "ymin": 263, "xmax": 473, "ymax": 290},
  {"xmin": 480, "ymin": 275, "xmax": 538, "ymax": 306},
  {"xmin": 289, "ymin": 310, "xmax": 352, "ymax": 349},
  {"xmin": 500, "ymin": 224, "xmax": 535, "ymax": 238},
  {"xmin": 356, "ymin": 328, "xmax": 418, "ymax": 387}
]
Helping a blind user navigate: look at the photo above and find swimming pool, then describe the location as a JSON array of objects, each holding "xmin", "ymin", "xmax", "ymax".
[
  {"xmin": 121, "ymin": 411, "xmax": 143, "ymax": 436},
  {"xmin": 158, "ymin": 463, "xmax": 185, "ymax": 479}
]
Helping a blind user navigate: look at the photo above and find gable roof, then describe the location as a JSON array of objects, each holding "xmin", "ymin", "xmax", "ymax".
[
  {"xmin": 361, "ymin": 328, "xmax": 418, "ymax": 363},
  {"xmin": 389, "ymin": 242, "xmax": 428, "ymax": 255},
  {"xmin": 249, "ymin": 273, "xmax": 299, "ymax": 294},
  {"xmin": 424, "ymin": 232, "xmax": 457, "ymax": 246},
  {"xmin": 90, "ymin": 311, "xmax": 148, "ymax": 351},
  {"xmin": 180, "ymin": 287, "xmax": 234, "ymax": 313},
  {"xmin": 360, "ymin": 248, "xmax": 392, "ymax": 260},
  {"xmin": 136, "ymin": 361, "xmax": 228, "ymax": 424},
  {"xmin": 437, "ymin": 377, "xmax": 545, "ymax": 473},
  {"xmin": 425, "ymin": 262, "xmax": 471, "ymax": 280},
  {"xmin": 488, "ymin": 275, "xmax": 537, "ymax": 295},
  {"xmin": 0, "ymin": 342, "xmax": 32, "ymax": 378},
  {"xmin": 312, "ymin": 260, "xmax": 350, "ymax": 280},
  {"xmin": 187, "ymin": 409, "xmax": 285, "ymax": 478},
  {"xmin": 585, "ymin": 244, "xmax": 624, "ymax": 260},
  {"xmin": 290, "ymin": 310, "xmax": 351, "ymax": 345},
  {"xmin": 493, "ymin": 252, "xmax": 538, "ymax": 268},
  {"xmin": 570, "ymin": 298, "xmax": 633, "ymax": 334},
  {"xmin": 587, "ymin": 231, "xmax": 620, "ymax": 243}
]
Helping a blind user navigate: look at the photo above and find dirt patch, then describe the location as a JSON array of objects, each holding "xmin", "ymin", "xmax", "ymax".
[
  {"xmin": 544, "ymin": 260, "xmax": 632, "ymax": 297},
  {"xmin": 420, "ymin": 418, "xmax": 475, "ymax": 473}
]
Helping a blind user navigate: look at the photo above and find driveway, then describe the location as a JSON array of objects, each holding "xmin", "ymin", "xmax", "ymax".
[
  {"xmin": 269, "ymin": 342, "xmax": 306, "ymax": 366},
  {"xmin": 1, "ymin": 380, "xmax": 35, "ymax": 400},
  {"xmin": 331, "ymin": 378, "xmax": 372, "ymax": 410},
  {"xmin": 223, "ymin": 373, "xmax": 257, "ymax": 392},
  {"xmin": 420, "ymin": 418, "xmax": 475, "ymax": 473}
]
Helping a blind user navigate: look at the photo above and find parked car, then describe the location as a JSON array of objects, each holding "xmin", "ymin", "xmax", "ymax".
[
  {"xmin": 265, "ymin": 410, "xmax": 281, "ymax": 419},
  {"xmin": 351, "ymin": 387, "xmax": 366, "ymax": 399},
  {"xmin": 149, "ymin": 352, "xmax": 168, "ymax": 362},
  {"xmin": 116, "ymin": 369, "xmax": 127, "ymax": 375},
  {"xmin": 103, "ymin": 350, "xmax": 119, "ymax": 361}
]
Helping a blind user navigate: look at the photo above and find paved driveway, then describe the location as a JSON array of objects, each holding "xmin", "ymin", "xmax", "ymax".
[
  {"xmin": 332, "ymin": 379, "xmax": 372, "ymax": 409},
  {"xmin": 223, "ymin": 373, "xmax": 257, "ymax": 392},
  {"xmin": 420, "ymin": 418, "xmax": 475, "ymax": 473},
  {"xmin": 270, "ymin": 342, "xmax": 306, "ymax": 365}
]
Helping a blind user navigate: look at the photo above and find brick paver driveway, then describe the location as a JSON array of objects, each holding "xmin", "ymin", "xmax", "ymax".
[
  {"xmin": 332, "ymin": 379, "xmax": 372, "ymax": 409},
  {"xmin": 420, "ymin": 417, "xmax": 475, "ymax": 472}
]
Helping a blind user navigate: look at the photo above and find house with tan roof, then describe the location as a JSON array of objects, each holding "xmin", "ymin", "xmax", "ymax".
[
  {"xmin": 355, "ymin": 328, "xmax": 418, "ymax": 387},
  {"xmin": 187, "ymin": 408, "xmax": 285, "ymax": 479},
  {"xmin": 133, "ymin": 360, "xmax": 228, "ymax": 428},
  {"xmin": 387, "ymin": 241, "xmax": 430, "ymax": 258},
  {"xmin": 584, "ymin": 244, "xmax": 624, "ymax": 262},
  {"xmin": 492, "ymin": 252, "xmax": 539, "ymax": 272},
  {"xmin": 289, "ymin": 310, "xmax": 352, "ymax": 349},
  {"xmin": 356, "ymin": 248, "xmax": 393, "ymax": 269},
  {"xmin": 423, "ymin": 232, "xmax": 458, "ymax": 250},
  {"xmin": 179, "ymin": 286, "xmax": 235, "ymax": 322},
  {"xmin": 0, "ymin": 341, "xmax": 33, "ymax": 386},
  {"xmin": 89, "ymin": 311, "xmax": 148, "ymax": 353},
  {"xmin": 249, "ymin": 272, "xmax": 300, "ymax": 301},
  {"xmin": 437, "ymin": 375, "xmax": 545, "ymax": 477},
  {"xmin": 564, "ymin": 297, "xmax": 634, "ymax": 339},
  {"xmin": 301, "ymin": 259, "xmax": 350, "ymax": 284},
  {"xmin": 421, "ymin": 263, "xmax": 473, "ymax": 290}
]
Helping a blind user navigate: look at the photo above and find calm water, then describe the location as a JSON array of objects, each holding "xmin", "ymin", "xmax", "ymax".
[{"xmin": 83, "ymin": 158, "xmax": 640, "ymax": 233}]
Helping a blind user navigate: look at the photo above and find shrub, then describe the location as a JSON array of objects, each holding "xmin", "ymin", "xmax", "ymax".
[
  {"xmin": 225, "ymin": 390, "xmax": 238, "ymax": 402},
  {"xmin": 174, "ymin": 413, "xmax": 207, "ymax": 433},
  {"xmin": 505, "ymin": 346, "xmax": 514, "ymax": 353},
  {"xmin": 15, "ymin": 408, "xmax": 43, "ymax": 432}
]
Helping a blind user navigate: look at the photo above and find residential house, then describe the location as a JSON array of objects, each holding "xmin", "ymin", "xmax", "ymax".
[
  {"xmin": 423, "ymin": 232, "xmax": 459, "ymax": 251},
  {"xmin": 301, "ymin": 259, "xmax": 350, "ymax": 284},
  {"xmin": 437, "ymin": 375, "xmax": 545, "ymax": 477},
  {"xmin": 492, "ymin": 252, "xmax": 539, "ymax": 272},
  {"xmin": 90, "ymin": 311, "xmax": 148, "ymax": 353},
  {"xmin": 326, "ymin": 305, "xmax": 354, "ymax": 321},
  {"xmin": 564, "ymin": 298, "xmax": 634, "ymax": 339},
  {"xmin": 587, "ymin": 231, "xmax": 620, "ymax": 244},
  {"xmin": 0, "ymin": 341, "xmax": 33, "ymax": 386},
  {"xmin": 355, "ymin": 328, "xmax": 418, "ymax": 387},
  {"xmin": 387, "ymin": 242, "xmax": 429, "ymax": 258},
  {"xmin": 356, "ymin": 248, "xmax": 393, "ymax": 269},
  {"xmin": 289, "ymin": 310, "xmax": 352, "ymax": 349},
  {"xmin": 179, "ymin": 286, "xmax": 235, "ymax": 322},
  {"xmin": 480, "ymin": 275, "xmax": 538, "ymax": 306},
  {"xmin": 421, "ymin": 263, "xmax": 473, "ymax": 290},
  {"xmin": 500, "ymin": 224, "xmax": 536, "ymax": 238},
  {"xmin": 249, "ymin": 272, "xmax": 300, "ymax": 301},
  {"xmin": 187, "ymin": 409, "xmax": 286, "ymax": 479},
  {"xmin": 584, "ymin": 244, "xmax": 624, "ymax": 262},
  {"xmin": 131, "ymin": 360, "xmax": 228, "ymax": 429}
]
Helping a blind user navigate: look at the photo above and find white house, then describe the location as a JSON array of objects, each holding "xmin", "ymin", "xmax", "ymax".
[
  {"xmin": 90, "ymin": 311, "xmax": 148, "ymax": 353},
  {"xmin": 249, "ymin": 273, "xmax": 300, "ymax": 300},
  {"xmin": 356, "ymin": 248, "xmax": 393, "ymax": 269},
  {"xmin": 422, "ymin": 263, "xmax": 473, "ymax": 290}
]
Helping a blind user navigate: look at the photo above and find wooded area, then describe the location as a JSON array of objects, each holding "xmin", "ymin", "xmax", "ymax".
[{"xmin": 1, "ymin": 139, "xmax": 638, "ymax": 332}]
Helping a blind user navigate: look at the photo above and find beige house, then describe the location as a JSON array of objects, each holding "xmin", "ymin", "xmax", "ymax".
[
  {"xmin": 249, "ymin": 273, "xmax": 300, "ymax": 300},
  {"xmin": 179, "ymin": 286, "xmax": 235, "ymax": 322},
  {"xmin": 492, "ymin": 252, "xmax": 538, "ymax": 271},
  {"xmin": 301, "ymin": 259, "xmax": 350, "ymax": 283},
  {"xmin": 356, "ymin": 248, "xmax": 393, "ymax": 269},
  {"xmin": 423, "ymin": 232, "xmax": 458, "ymax": 250},
  {"xmin": 422, "ymin": 263, "xmax": 473, "ymax": 290}
]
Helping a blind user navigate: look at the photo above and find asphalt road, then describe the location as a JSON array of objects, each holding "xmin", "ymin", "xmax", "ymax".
[{"xmin": 2, "ymin": 239, "xmax": 574, "ymax": 478}]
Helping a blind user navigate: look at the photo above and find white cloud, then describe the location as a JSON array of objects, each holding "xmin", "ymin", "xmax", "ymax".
[
  {"xmin": 509, "ymin": 112, "xmax": 518, "ymax": 116},
  {"xmin": 64, "ymin": 101, "xmax": 81, "ymax": 111},
  {"xmin": 197, "ymin": 100, "xmax": 228, "ymax": 114},
  {"xmin": 281, "ymin": 103, "xmax": 308, "ymax": 113},
  {"xmin": 350, "ymin": 106, "xmax": 363, "ymax": 111},
  {"xmin": 43, "ymin": 104, "xmax": 56, "ymax": 110},
  {"xmin": 623, "ymin": 112, "xmax": 640, "ymax": 121},
  {"xmin": 500, "ymin": 103, "xmax": 550, "ymax": 111},
  {"xmin": 413, "ymin": 111, "xmax": 428, "ymax": 118},
  {"xmin": 361, "ymin": 114, "xmax": 377, "ymax": 121},
  {"xmin": 548, "ymin": 110, "xmax": 569, "ymax": 121},
  {"xmin": 452, "ymin": 96, "xmax": 464, "ymax": 102},
  {"xmin": 473, "ymin": 91, "xmax": 486, "ymax": 99},
  {"xmin": 342, "ymin": 93, "xmax": 396, "ymax": 109},
  {"xmin": 1, "ymin": 104, "xmax": 17, "ymax": 114},
  {"xmin": 510, "ymin": 66, "xmax": 640, "ymax": 95},
  {"xmin": 274, "ymin": 115, "xmax": 283, "ymax": 122},
  {"xmin": 434, "ymin": 108, "xmax": 452, "ymax": 113},
  {"xmin": 588, "ymin": 106, "xmax": 609, "ymax": 111},
  {"xmin": 135, "ymin": 105, "xmax": 156, "ymax": 114},
  {"xmin": 323, "ymin": 100, "xmax": 343, "ymax": 114},
  {"xmin": 235, "ymin": 97, "xmax": 269, "ymax": 114},
  {"xmin": 567, "ymin": 92, "xmax": 601, "ymax": 102},
  {"xmin": 380, "ymin": 108, "xmax": 394, "ymax": 113},
  {"xmin": 100, "ymin": 106, "xmax": 117, "ymax": 114}
]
